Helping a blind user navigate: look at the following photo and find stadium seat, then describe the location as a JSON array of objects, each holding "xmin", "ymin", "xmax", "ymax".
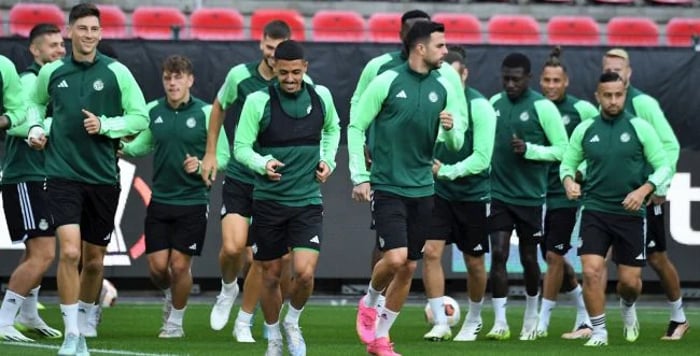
[
  {"xmin": 606, "ymin": 17, "xmax": 659, "ymax": 46},
  {"xmin": 96, "ymin": 5, "xmax": 127, "ymax": 39},
  {"xmin": 546, "ymin": 16, "xmax": 600, "ymax": 46},
  {"xmin": 368, "ymin": 12, "xmax": 402, "ymax": 43},
  {"xmin": 132, "ymin": 6, "xmax": 187, "ymax": 40},
  {"xmin": 487, "ymin": 15, "xmax": 541, "ymax": 45},
  {"xmin": 190, "ymin": 8, "xmax": 244, "ymax": 41},
  {"xmin": 433, "ymin": 13, "xmax": 482, "ymax": 44},
  {"xmin": 312, "ymin": 10, "xmax": 365, "ymax": 42},
  {"xmin": 592, "ymin": 0, "xmax": 635, "ymax": 4},
  {"xmin": 9, "ymin": 3, "xmax": 65, "ymax": 38},
  {"xmin": 666, "ymin": 18, "xmax": 700, "ymax": 46},
  {"xmin": 250, "ymin": 9, "xmax": 305, "ymax": 41},
  {"xmin": 649, "ymin": 0, "xmax": 693, "ymax": 4}
]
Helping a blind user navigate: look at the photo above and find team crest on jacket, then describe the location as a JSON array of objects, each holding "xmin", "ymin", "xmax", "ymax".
[
  {"xmin": 186, "ymin": 117, "xmax": 196, "ymax": 128},
  {"xmin": 93, "ymin": 79, "xmax": 104, "ymax": 91},
  {"xmin": 520, "ymin": 112, "xmax": 530, "ymax": 121},
  {"xmin": 428, "ymin": 91, "xmax": 438, "ymax": 103},
  {"xmin": 620, "ymin": 132, "xmax": 631, "ymax": 142}
]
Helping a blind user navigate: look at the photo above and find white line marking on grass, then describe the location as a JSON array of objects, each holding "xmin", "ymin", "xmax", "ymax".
[{"xmin": 0, "ymin": 341, "xmax": 186, "ymax": 356}]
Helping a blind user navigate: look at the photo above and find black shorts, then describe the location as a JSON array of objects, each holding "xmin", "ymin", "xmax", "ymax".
[
  {"xmin": 431, "ymin": 197, "xmax": 489, "ymax": 256},
  {"xmin": 577, "ymin": 210, "xmax": 646, "ymax": 267},
  {"xmin": 145, "ymin": 201, "xmax": 208, "ymax": 256},
  {"xmin": 2, "ymin": 181, "xmax": 55, "ymax": 243},
  {"xmin": 251, "ymin": 200, "xmax": 323, "ymax": 261},
  {"xmin": 372, "ymin": 190, "xmax": 433, "ymax": 261},
  {"xmin": 543, "ymin": 207, "xmax": 578, "ymax": 256},
  {"xmin": 220, "ymin": 177, "xmax": 253, "ymax": 219},
  {"xmin": 47, "ymin": 179, "xmax": 120, "ymax": 247},
  {"xmin": 488, "ymin": 199, "xmax": 544, "ymax": 245},
  {"xmin": 645, "ymin": 204, "xmax": 666, "ymax": 253}
]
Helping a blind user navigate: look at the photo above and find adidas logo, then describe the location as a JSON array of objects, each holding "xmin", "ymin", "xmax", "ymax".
[
  {"xmin": 648, "ymin": 240, "xmax": 656, "ymax": 248},
  {"xmin": 154, "ymin": 116, "xmax": 164, "ymax": 124},
  {"xmin": 57, "ymin": 80, "xmax": 68, "ymax": 88},
  {"xmin": 79, "ymin": 308, "xmax": 87, "ymax": 313},
  {"xmin": 310, "ymin": 235, "xmax": 320, "ymax": 244},
  {"xmin": 473, "ymin": 244, "xmax": 483, "ymax": 252},
  {"xmin": 589, "ymin": 135, "xmax": 600, "ymax": 143},
  {"xmin": 7, "ymin": 298, "xmax": 16, "ymax": 304},
  {"xmin": 189, "ymin": 243, "xmax": 197, "ymax": 250},
  {"xmin": 555, "ymin": 244, "xmax": 564, "ymax": 250},
  {"xmin": 635, "ymin": 253, "xmax": 645, "ymax": 260},
  {"xmin": 533, "ymin": 231, "xmax": 543, "ymax": 237},
  {"xmin": 395, "ymin": 90, "xmax": 407, "ymax": 99}
]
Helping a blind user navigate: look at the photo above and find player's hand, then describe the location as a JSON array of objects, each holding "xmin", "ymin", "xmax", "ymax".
[
  {"xmin": 316, "ymin": 161, "xmax": 331, "ymax": 183},
  {"xmin": 575, "ymin": 170, "xmax": 584, "ymax": 184},
  {"xmin": 564, "ymin": 177, "xmax": 581, "ymax": 200},
  {"xmin": 0, "ymin": 115, "xmax": 9, "ymax": 130},
  {"xmin": 622, "ymin": 189, "xmax": 647, "ymax": 212},
  {"xmin": 649, "ymin": 194, "xmax": 666, "ymax": 206},
  {"xmin": 265, "ymin": 159, "xmax": 284, "ymax": 181},
  {"xmin": 82, "ymin": 109, "xmax": 101, "ymax": 135},
  {"xmin": 432, "ymin": 159, "xmax": 442, "ymax": 176},
  {"xmin": 511, "ymin": 134, "xmax": 527, "ymax": 155},
  {"xmin": 183, "ymin": 154, "xmax": 200, "ymax": 174},
  {"xmin": 200, "ymin": 153, "xmax": 218, "ymax": 187},
  {"xmin": 439, "ymin": 111, "xmax": 453, "ymax": 131},
  {"xmin": 27, "ymin": 126, "xmax": 47, "ymax": 150},
  {"xmin": 352, "ymin": 182, "xmax": 371, "ymax": 202},
  {"xmin": 364, "ymin": 145, "xmax": 372, "ymax": 170}
]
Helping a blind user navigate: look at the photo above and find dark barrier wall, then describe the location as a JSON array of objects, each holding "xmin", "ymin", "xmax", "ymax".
[{"xmin": 1, "ymin": 39, "xmax": 699, "ymax": 282}]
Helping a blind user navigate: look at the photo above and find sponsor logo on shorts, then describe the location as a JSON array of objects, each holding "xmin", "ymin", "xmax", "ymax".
[
  {"xmin": 310, "ymin": 235, "xmax": 320, "ymax": 244},
  {"xmin": 189, "ymin": 243, "xmax": 197, "ymax": 251},
  {"xmin": 38, "ymin": 219, "xmax": 49, "ymax": 231},
  {"xmin": 473, "ymin": 244, "xmax": 483, "ymax": 252},
  {"xmin": 555, "ymin": 244, "xmax": 564, "ymax": 250}
]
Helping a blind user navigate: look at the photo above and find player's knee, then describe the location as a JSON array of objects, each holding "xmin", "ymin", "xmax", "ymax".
[
  {"xmin": 59, "ymin": 246, "xmax": 81, "ymax": 266},
  {"xmin": 383, "ymin": 252, "xmax": 408, "ymax": 272},
  {"xmin": 466, "ymin": 256, "xmax": 485, "ymax": 274},
  {"xmin": 646, "ymin": 251, "xmax": 666, "ymax": 271},
  {"xmin": 545, "ymin": 251, "xmax": 564, "ymax": 267},
  {"xmin": 82, "ymin": 256, "xmax": 104, "ymax": 275},
  {"xmin": 220, "ymin": 241, "xmax": 245, "ymax": 260},
  {"xmin": 294, "ymin": 269, "xmax": 315, "ymax": 289},
  {"xmin": 422, "ymin": 242, "xmax": 442, "ymax": 262},
  {"xmin": 582, "ymin": 265, "xmax": 602, "ymax": 285}
]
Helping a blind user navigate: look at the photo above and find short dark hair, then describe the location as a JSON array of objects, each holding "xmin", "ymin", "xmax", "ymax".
[
  {"xmin": 69, "ymin": 3, "xmax": 100, "ymax": 25},
  {"xmin": 162, "ymin": 55, "xmax": 193, "ymax": 75},
  {"xmin": 502, "ymin": 52, "xmax": 531, "ymax": 74},
  {"xmin": 29, "ymin": 23, "xmax": 61, "ymax": 44},
  {"xmin": 263, "ymin": 20, "xmax": 291, "ymax": 40},
  {"xmin": 404, "ymin": 21, "xmax": 445, "ymax": 54},
  {"xmin": 446, "ymin": 45, "xmax": 466, "ymax": 65},
  {"xmin": 401, "ymin": 10, "xmax": 430, "ymax": 24},
  {"xmin": 599, "ymin": 71, "xmax": 623, "ymax": 84},
  {"xmin": 543, "ymin": 46, "xmax": 566, "ymax": 72},
  {"xmin": 274, "ymin": 40, "xmax": 305, "ymax": 61}
]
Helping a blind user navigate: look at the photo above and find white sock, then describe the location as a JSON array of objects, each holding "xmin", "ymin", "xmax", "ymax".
[
  {"xmin": 163, "ymin": 288, "xmax": 172, "ymax": 302},
  {"xmin": 376, "ymin": 308, "xmax": 399, "ymax": 338},
  {"xmin": 19, "ymin": 286, "xmax": 40, "ymax": 320},
  {"xmin": 61, "ymin": 303, "xmax": 79, "ymax": 336},
  {"xmin": 284, "ymin": 303, "xmax": 304, "ymax": 326},
  {"xmin": 466, "ymin": 298, "xmax": 483, "ymax": 322},
  {"xmin": 77, "ymin": 300, "xmax": 94, "ymax": 332},
  {"xmin": 428, "ymin": 297, "xmax": 448, "ymax": 325},
  {"xmin": 167, "ymin": 306, "xmax": 186, "ymax": 326},
  {"xmin": 524, "ymin": 293, "xmax": 539, "ymax": 320},
  {"xmin": 567, "ymin": 285, "xmax": 590, "ymax": 326},
  {"xmin": 236, "ymin": 310, "xmax": 254, "ymax": 325},
  {"xmin": 669, "ymin": 298, "xmax": 686, "ymax": 323},
  {"xmin": 0, "ymin": 290, "xmax": 25, "ymax": 326},
  {"xmin": 377, "ymin": 294, "xmax": 386, "ymax": 308},
  {"xmin": 364, "ymin": 283, "xmax": 383, "ymax": 308},
  {"xmin": 590, "ymin": 314, "xmax": 607, "ymax": 338},
  {"xmin": 222, "ymin": 279, "xmax": 238, "ymax": 296},
  {"xmin": 620, "ymin": 298, "xmax": 637, "ymax": 325},
  {"xmin": 265, "ymin": 321, "xmax": 282, "ymax": 340},
  {"xmin": 537, "ymin": 298, "xmax": 556, "ymax": 331},
  {"xmin": 492, "ymin": 297, "xmax": 508, "ymax": 326}
]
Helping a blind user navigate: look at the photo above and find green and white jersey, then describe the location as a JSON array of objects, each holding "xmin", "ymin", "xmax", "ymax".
[
  {"xmin": 348, "ymin": 63, "xmax": 468, "ymax": 198},
  {"xmin": 122, "ymin": 97, "xmax": 229, "ymax": 205},
  {"xmin": 434, "ymin": 86, "xmax": 496, "ymax": 202},
  {"xmin": 0, "ymin": 55, "xmax": 28, "ymax": 173},
  {"xmin": 490, "ymin": 89, "xmax": 568, "ymax": 206},
  {"xmin": 561, "ymin": 111, "xmax": 672, "ymax": 217},
  {"xmin": 27, "ymin": 52, "xmax": 149, "ymax": 185}
]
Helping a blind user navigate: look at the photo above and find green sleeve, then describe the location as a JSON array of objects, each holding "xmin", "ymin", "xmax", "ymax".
[
  {"xmin": 121, "ymin": 100, "xmax": 158, "ymax": 157},
  {"xmin": 574, "ymin": 100, "xmax": 598, "ymax": 121},
  {"xmin": 435, "ymin": 75, "xmax": 466, "ymax": 151},
  {"xmin": 233, "ymin": 91, "xmax": 272, "ymax": 175},
  {"xmin": 560, "ymin": 119, "xmax": 593, "ymax": 182},
  {"xmin": 203, "ymin": 104, "xmax": 230, "ymax": 170},
  {"xmin": 632, "ymin": 94, "xmax": 680, "ymax": 171},
  {"xmin": 631, "ymin": 118, "xmax": 672, "ymax": 192},
  {"xmin": 315, "ymin": 85, "xmax": 341, "ymax": 173},
  {"xmin": 348, "ymin": 70, "xmax": 397, "ymax": 185},
  {"xmin": 26, "ymin": 60, "xmax": 60, "ymax": 130},
  {"xmin": 525, "ymin": 99, "xmax": 568, "ymax": 161},
  {"xmin": 349, "ymin": 54, "xmax": 390, "ymax": 120},
  {"xmin": 437, "ymin": 97, "xmax": 496, "ymax": 180},
  {"xmin": 0, "ymin": 56, "xmax": 27, "ymax": 129},
  {"xmin": 216, "ymin": 65, "xmax": 248, "ymax": 110},
  {"xmin": 100, "ymin": 62, "xmax": 149, "ymax": 138},
  {"xmin": 7, "ymin": 73, "xmax": 38, "ymax": 137}
]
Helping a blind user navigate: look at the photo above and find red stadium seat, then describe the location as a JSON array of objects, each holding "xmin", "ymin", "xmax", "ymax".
[
  {"xmin": 547, "ymin": 16, "xmax": 601, "ymax": 46},
  {"xmin": 312, "ymin": 10, "xmax": 365, "ymax": 42},
  {"xmin": 132, "ymin": 6, "xmax": 187, "ymax": 40},
  {"xmin": 190, "ymin": 8, "xmax": 244, "ymax": 41},
  {"xmin": 433, "ymin": 13, "xmax": 482, "ymax": 44},
  {"xmin": 593, "ymin": 0, "xmax": 635, "ymax": 4},
  {"xmin": 250, "ymin": 9, "xmax": 305, "ymax": 41},
  {"xmin": 487, "ymin": 15, "xmax": 541, "ymax": 45},
  {"xmin": 368, "ymin": 12, "xmax": 402, "ymax": 43},
  {"xmin": 607, "ymin": 17, "xmax": 659, "ymax": 46},
  {"xmin": 666, "ymin": 18, "xmax": 700, "ymax": 46},
  {"xmin": 9, "ymin": 3, "xmax": 65, "ymax": 38},
  {"xmin": 96, "ymin": 5, "xmax": 127, "ymax": 39},
  {"xmin": 649, "ymin": 0, "xmax": 693, "ymax": 4}
]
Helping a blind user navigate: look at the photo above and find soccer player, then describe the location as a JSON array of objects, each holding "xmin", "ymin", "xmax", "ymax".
[
  {"xmin": 200, "ymin": 20, "xmax": 299, "ymax": 342},
  {"xmin": 602, "ymin": 48, "xmax": 688, "ymax": 340},
  {"xmin": 561, "ymin": 71, "xmax": 672, "ymax": 346},
  {"xmin": 422, "ymin": 47, "xmax": 496, "ymax": 342},
  {"xmin": 0, "ymin": 23, "xmax": 65, "ymax": 343},
  {"xmin": 27, "ymin": 3, "xmax": 149, "ymax": 354},
  {"xmin": 233, "ymin": 40, "xmax": 340, "ymax": 356},
  {"xmin": 535, "ymin": 47, "xmax": 597, "ymax": 339},
  {"xmin": 121, "ymin": 55, "xmax": 229, "ymax": 338},
  {"xmin": 486, "ymin": 53, "xmax": 568, "ymax": 341},
  {"xmin": 350, "ymin": 22, "xmax": 466, "ymax": 355}
]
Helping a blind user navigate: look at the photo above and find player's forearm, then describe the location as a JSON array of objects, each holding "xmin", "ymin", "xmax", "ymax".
[{"xmin": 347, "ymin": 125, "xmax": 370, "ymax": 184}]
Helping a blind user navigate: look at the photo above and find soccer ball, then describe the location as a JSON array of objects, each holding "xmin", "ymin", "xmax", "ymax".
[
  {"xmin": 424, "ymin": 296, "xmax": 461, "ymax": 327},
  {"xmin": 100, "ymin": 279, "xmax": 118, "ymax": 308}
]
